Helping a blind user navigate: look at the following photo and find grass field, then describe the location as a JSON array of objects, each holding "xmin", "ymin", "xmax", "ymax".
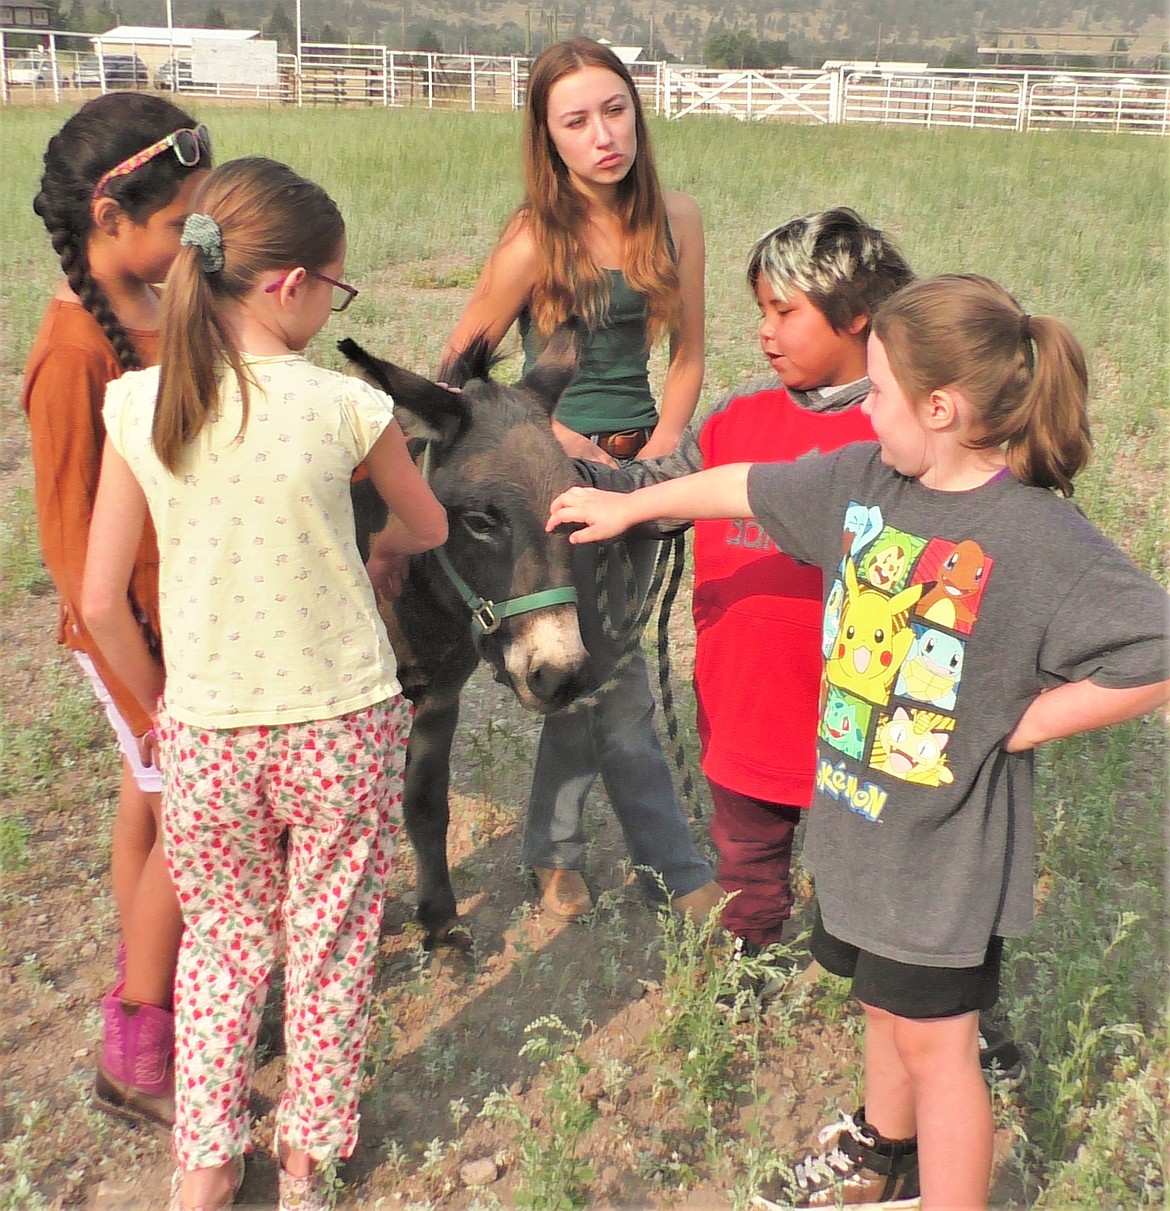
[{"xmin": 0, "ymin": 105, "xmax": 1167, "ymax": 1209}]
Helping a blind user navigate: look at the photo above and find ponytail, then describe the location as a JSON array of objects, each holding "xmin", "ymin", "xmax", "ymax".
[
  {"xmin": 1001, "ymin": 314, "xmax": 1091, "ymax": 496},
  {"xmin": 153, "ymin": 242, "xmax": 244, "ymax": 473},
  {"xmin": 874, "ymin": 275, "xmax": 1092, "ymax": 497},
  {"xmin": 152, "ymin": 157, "xmax": 345, "ymax": 474}
]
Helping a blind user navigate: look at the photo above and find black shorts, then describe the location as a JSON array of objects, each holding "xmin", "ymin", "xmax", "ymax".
[{"xmin": 811, "ymin": 904, "xmax": 1003, "ymax": 1020}]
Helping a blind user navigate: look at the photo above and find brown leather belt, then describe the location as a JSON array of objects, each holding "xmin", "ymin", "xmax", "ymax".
[{"xmin": 591, "ymin": 428, "xmax": 651, "ymax": 459}]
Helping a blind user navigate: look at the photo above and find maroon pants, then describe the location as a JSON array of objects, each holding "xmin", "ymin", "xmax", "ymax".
[{"xmin": 707, "ymin": 780, "xmax": 803, "ymax": 946}]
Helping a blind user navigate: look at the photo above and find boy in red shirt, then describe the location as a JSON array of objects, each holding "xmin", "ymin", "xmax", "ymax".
[
  {"xmin": 583, "ymin": 208, "xmax": 1023, "ymax": 1080},
  {"xmin": 585, "ymin": 208, "xmax": 912, "ymax": 951}
]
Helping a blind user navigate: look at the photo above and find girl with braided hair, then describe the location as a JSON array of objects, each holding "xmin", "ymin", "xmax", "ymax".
[{"xmin": 22, "ymin": 91, "xmax": 211, "ymax": 1131}]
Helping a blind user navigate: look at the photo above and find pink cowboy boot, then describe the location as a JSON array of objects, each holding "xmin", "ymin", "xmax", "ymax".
[{"xmin": 95, "ymin": 991, "xmax": 176, "ymax": 1131}]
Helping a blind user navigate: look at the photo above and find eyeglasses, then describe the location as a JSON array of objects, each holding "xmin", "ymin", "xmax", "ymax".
[
  {"xmin": 92, "ymin": 124, "xmax": 212, "ymax": 201},
  {"xmin": 264, "ymin": 269, "xmax": 360, "ymax": 313}
]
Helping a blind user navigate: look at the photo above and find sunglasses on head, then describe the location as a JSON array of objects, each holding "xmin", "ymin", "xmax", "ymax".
[
  {"xmin": 92, "ymin": 124, "xmax": 212, "ymax": 201},
  {"xmin": 265, "ymin": 269, "xmax": 360, "ymax": 313}
]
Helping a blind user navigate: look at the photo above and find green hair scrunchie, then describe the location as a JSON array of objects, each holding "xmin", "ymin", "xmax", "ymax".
[{"xmin": 180, "ymin": 212, "xmax": 224, "ymax": 274}]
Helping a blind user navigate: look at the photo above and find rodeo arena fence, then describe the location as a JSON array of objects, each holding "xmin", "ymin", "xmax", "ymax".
[{"xmin": 2, "ymin": 32, "xmax": 1168, "ymax": 136}]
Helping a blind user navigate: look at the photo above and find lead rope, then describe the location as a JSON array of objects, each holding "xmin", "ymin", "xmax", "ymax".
[
  {"xmin": 653, "ymin": 535, "xmax": 706, "ymax": 822},
  {"xmin": 561, "ymin": 534, "xmax": 706, "ymax": 821}
]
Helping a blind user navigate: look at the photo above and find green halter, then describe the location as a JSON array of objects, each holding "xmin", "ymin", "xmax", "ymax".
[{"xmin": 421, "ymin": 442, "xmax": 578, "ymax": 638}]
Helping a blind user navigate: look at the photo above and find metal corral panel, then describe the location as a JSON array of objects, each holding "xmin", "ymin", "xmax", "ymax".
[
  {"xmin": 1027, "ymin": 77, "xmax": 1170, "ymax": 135},
  {"xmin": 842, "ymin": 72, "xmax": 1023, "ymax": 130}
]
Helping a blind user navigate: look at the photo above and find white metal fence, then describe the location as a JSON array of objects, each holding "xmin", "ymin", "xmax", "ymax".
[
  {"xmin": 659, "ymin": 64, "xmax": 1170, "ymax": 134},
  {"xmin": 3, "ymin": 31, "xmax": 1167, "ymax": 136}
]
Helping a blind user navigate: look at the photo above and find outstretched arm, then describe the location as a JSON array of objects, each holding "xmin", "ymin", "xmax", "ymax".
[
  {"xmin": 547, "ymin": 463, "xmax": 753, "ymax": 543},
  {"xmin": 1005, "ymin": 679, "xmax": 1170, "ymax": 752}
]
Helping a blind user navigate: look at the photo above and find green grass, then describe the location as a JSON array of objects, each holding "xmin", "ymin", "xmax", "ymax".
[
  {"xmin": 0, "ymin": 104, "xmax": 1166, "ymax": 1207},
  {"xmin": 0, "ymin": 487, "xmax": 53, "ymax": 606}
]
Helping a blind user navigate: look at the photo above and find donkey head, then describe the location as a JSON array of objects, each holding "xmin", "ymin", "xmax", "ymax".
[{"xmin": 339, "ymin": 330, "xmax": 589, "ymax": 713}]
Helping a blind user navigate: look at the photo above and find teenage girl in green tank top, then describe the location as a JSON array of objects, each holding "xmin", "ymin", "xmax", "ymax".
[
  {"xmin": 445, "ymin": 38, "xmax": 705, "ymax": 465},
  {"xmin": 443, "ymin": 37, "xmax": 722, "ymax": 923}
]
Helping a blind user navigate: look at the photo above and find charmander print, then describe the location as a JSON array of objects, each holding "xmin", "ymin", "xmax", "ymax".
[{"xmin": 912, "ymin": 538, "xmax": 991, "ymax": 634}]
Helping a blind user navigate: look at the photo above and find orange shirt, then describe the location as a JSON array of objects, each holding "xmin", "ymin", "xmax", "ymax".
[{"xmin": 22, "ymin": 297, "xmax": 161, "ymax": 736}]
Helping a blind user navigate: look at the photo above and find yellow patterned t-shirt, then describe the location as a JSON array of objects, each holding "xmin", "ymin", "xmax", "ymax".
[{"xmin": 104, "ymin": 354, "xmax": 401, "ymax": 728}]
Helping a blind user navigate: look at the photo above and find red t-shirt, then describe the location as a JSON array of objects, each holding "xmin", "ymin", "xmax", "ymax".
[{"xmin": 693, "ymin": 385, "xmax": 874, "ymax": 806}]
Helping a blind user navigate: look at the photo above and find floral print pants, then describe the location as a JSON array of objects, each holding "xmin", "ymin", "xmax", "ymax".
[{"xmin": 158, "ymin": 698, "xmax": 409, "ymax": 1170}]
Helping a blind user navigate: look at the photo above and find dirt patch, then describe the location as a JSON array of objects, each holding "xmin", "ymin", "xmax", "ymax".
[
  {"xmin": 0, "ymin": 369, "xmax": 1022, "ymax": 1209},
  {"xmin": 0, "ymin": 609, "xmax": 1025, "ymax": 1211}
]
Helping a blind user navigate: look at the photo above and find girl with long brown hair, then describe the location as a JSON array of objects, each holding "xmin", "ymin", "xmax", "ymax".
[
  {"xmin": 82, "ymin": 157, "xmax": 446, "ymax": 1211},
  {"xmin": 440, "ymin": 37, "xmax": 721, "ymax": 921}
]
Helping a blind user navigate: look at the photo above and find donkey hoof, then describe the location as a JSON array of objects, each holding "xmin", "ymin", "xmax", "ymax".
[{"xmin": 425, "ymin": 920, "xmax": 474, "ymax": 953}]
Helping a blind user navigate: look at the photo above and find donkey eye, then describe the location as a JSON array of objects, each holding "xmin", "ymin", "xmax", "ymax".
[{"xmin": 461, "ymin": 511, "xmax": 496, "ymax": 540}]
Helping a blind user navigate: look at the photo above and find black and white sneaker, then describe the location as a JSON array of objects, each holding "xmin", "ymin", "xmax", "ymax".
[{"xmin": 753, "ymin": 1107, "xmax": 920, "ymax": 1209}]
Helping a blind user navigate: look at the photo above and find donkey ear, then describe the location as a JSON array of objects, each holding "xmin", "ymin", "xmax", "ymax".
[
  {"xmin": 517, "ymin": 320, "xmax": 579, "ymax": 417},
  {"xmin": 338, "ymin": 338, "xmax": 470, "ymax": 445}
]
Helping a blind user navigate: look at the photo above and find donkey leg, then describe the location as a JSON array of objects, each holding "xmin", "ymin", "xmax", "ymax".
[{"xmin": 403, "ymin": 697, "xmax": 463, "ymax": 948}]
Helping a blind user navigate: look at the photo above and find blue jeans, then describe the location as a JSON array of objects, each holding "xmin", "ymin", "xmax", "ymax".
[{"xmin": 522, "ymin": 536, "xmax": 713, "ymax": 900}]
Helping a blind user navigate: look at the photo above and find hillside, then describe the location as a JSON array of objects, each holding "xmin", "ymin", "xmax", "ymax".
[{"xmin": 71, "ymin": 0, "xmax": 1168, "ymax": 66}]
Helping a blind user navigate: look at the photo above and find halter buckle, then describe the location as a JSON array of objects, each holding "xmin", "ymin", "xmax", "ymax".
[{"xmin": 471, "ymin": 601, "xmax": 501, "ymax": 634}]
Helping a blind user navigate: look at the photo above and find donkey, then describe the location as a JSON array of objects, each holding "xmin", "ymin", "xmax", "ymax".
[{"xmin": 339, "ymin": 330, "xmax": 591, "ymax": 947}]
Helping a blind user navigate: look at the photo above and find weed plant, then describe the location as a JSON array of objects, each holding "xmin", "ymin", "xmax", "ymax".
[
  {"xmin": 643, "ymin": 883, "xmax": 745, "ymax": 1117},
  {"xmin": 479, "ymin": 1016, "xmax": 597, "ymax": 1211}
]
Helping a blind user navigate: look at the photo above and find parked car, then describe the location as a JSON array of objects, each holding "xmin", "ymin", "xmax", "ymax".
[
  {"xmin": 6, "ymin": 52, "xmax": 70, "ymax": 87},
  {"xmin": 71, "ymin": 53, "xmax": 103, "ymax": 87},
  {"xmin": 98, "ymin": 53, "xmax": 149, "ymax": 87}
]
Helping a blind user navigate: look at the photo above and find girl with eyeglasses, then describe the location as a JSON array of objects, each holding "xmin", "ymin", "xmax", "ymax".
[
  {"xmin": 22, "ymin": 91, "xmax": 213, "ymax": 1134},
  {"xmin": 81, "ymin": 156, "xmax": 446, "ymax": 1211}
]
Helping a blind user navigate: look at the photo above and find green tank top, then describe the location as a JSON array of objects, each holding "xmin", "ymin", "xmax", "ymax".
[{"xmin": 520, "ymin": 268, "xmax": 658, "ymax": 436}]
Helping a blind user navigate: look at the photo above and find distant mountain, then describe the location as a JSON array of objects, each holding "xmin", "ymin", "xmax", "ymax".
[{"xmin": 100, "ymin": 0, "xmax": 1169, "ymax": 67}]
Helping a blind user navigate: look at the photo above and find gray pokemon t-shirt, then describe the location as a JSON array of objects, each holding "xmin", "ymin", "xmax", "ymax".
[{"xmin": 746, "ymin": 443, "xmax": 1168, "ymax": 967}]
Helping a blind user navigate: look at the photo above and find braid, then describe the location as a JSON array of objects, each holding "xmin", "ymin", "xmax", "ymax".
[
  {"xmin": 36, "ymin": 192, "xmax": 143, "ymax": 371},
  {"xmin": 33, "ymin": 93, "xmax": 207, "ymax": 371},
  {"xmin": 76, "ymin": 264, "xmax": 143, "ymax": 372}
]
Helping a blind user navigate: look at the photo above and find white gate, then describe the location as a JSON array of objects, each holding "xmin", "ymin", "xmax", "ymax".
[
  {"xmin": 662, "ymin": 67, "xmax": 832, "ymax": 123},
  {"xmin": 841, "ymin": 71, "xmax": 1024, "ymax": 130}
]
